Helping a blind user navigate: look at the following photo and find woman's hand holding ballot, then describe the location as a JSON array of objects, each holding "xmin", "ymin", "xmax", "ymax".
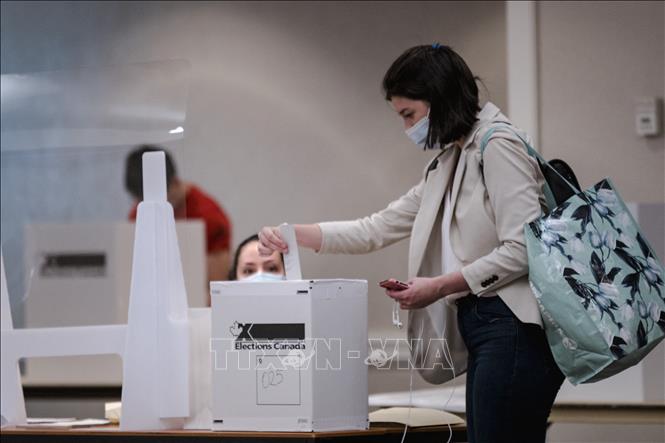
[{"xmin": 258, "ymin": 224, "xmax": 323, "ymax": 256}]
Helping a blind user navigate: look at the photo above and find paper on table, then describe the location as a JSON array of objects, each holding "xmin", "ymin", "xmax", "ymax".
[
  {"xmin": 18, "ymin": 418, "xmax": 111, "ymax": 429},
  {"xmin": 279, "ymin": 223, "xmax": 302, "ymax": 280},
  {"xmin": 369, "ymin": 385, "xmax": 466, "ymax": 413},
  {"xmin": 369, "ymin": 407, "xmax": 464, "ymax": 427},
  {"xmin": 26, "ymin": 418, "xmax": 76, "ymax": 424}
]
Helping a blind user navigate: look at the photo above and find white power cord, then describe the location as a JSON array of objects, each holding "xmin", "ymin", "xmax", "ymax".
[
  {"xmin": 395, "ymin": 308, "xmax": 456, "ymax": 443},
  {"xmin": 392, "ymin": 301, "xmax": 403, "ymax": 329},
  {"xmin": 399, "ymin": 319, "xmax": 422, "ymax": 443}
]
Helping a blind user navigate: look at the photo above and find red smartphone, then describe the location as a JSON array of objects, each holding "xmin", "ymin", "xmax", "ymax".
[{"xmin": 379, "ymin": 279, "xmax": 409, "ymax": 291}]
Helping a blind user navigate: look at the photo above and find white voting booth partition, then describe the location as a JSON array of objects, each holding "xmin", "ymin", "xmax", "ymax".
[
  {"xmin": 0, "ymin": 152, "xmax": 193, "ymax": 430},
  {"xmin": 211, "ymin": 224, "xmax": 369, "ymax": 432}
]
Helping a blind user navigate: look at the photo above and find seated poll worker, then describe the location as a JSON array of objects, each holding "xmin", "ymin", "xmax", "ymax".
[
  {"xmin": 125, "ymin": 145, "xmax": 233, "ymax": 291},
  {"xmin": 228, "ymin": 234, "xmax": 285, "ymax": 281},
  {"xmin": 259, "ymin": 44, "xmax": 564, "ymax": 443}
]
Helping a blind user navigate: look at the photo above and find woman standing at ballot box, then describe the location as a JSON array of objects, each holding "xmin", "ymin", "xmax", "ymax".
[{"xmin": 258, "ymin": 44, "xmax": 564, "ymax": 443}]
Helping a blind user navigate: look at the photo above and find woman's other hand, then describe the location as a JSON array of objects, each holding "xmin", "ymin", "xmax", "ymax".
[
  {"xmin": 385, "ymin": 272, "xmax": 470, "ymax": 309},
  {"xmin": 385, "ymin": 277, "xmax": 444, "ymax": 309}
]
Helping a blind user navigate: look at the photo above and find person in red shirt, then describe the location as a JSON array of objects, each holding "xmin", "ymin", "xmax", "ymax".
[{"xmin": 125, "ymin": 146, "xmax": 232, "ymax": 295}]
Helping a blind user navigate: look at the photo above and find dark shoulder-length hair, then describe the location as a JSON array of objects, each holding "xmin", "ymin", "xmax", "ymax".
[{"xmin": 382, "ymin": 44, "xmax": 480, "ymax": 149}]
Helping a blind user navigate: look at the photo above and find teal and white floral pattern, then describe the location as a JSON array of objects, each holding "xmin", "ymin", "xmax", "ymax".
[{"xmin": 525, "ymin": 179, "xmax": 665, "ymax": 384}]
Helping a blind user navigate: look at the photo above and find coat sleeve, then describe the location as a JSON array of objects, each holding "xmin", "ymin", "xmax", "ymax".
[
  {"xmin": 318, "ymin": 179, "xmax": 425, "ymax": 255},
  {"xmin": 460, "ymin": 133, "xmax": 545, "ymax": 296}
]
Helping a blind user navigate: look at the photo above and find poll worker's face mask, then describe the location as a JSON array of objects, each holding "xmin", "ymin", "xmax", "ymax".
[{"xmin": 242, "ymin": 272, "xmax": 286, "ymax": 283}]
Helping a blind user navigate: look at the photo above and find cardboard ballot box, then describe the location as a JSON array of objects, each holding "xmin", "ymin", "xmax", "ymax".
[{"xmin": 210, "ymin": 279, "xmax": 368, "ymax": 432}]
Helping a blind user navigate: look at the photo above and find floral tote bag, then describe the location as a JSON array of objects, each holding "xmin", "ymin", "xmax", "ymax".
[
  {"xmin": 525, "ymin": 178, "xmax": 664, "ymax": 384},
  {"xmin": 481, "ymin": 125, "xmax": 665, "ymax": 384}
]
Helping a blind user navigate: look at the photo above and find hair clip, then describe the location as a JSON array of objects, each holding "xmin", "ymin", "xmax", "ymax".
[{"xmin": 432, "ymin": 42, "xmax": 442, "ymax": 49}]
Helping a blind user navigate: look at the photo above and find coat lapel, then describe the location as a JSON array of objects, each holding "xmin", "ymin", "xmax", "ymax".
[
  {"xmin": 408, "ymin": 147, "xmax": 459, "ymax": 278},
  {"xmin": 447, "ymin": 148, "xmax": 467, "ymax": 217}
]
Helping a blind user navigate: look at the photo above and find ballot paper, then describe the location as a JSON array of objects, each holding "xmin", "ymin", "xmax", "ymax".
[
  {"xmin": 279, "ymin": 223, "xmax": 302, "ymax": 280},
  {"xmin": 369, "ymin": 407, "xmax": 464, "ymax": 427}
]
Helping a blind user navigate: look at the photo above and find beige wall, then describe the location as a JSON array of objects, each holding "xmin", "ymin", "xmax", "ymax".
[{"xmin": 538, "ymin": 1, "xmax": 665, "ymax": 203}]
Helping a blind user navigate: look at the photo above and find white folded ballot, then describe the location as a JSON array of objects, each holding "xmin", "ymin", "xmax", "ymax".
[{"xmin": 210, "ymin": 224, "xmax": 368, "ymax": 432}]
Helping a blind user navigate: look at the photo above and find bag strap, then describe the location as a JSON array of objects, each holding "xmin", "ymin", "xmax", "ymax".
[
  {"xmin": 424, "ymin": 150, "xmax": 446, "ymax": 182},
  {"xmin": 479, "ymin": 124, "xmax": 579, "ymax": 211}
]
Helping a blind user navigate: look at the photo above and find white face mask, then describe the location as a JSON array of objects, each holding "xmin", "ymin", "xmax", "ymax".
[
  {"xmin": 405, "ymin": 114, "xmax": 430, "ymax": 148},
  {"xmin": 242, "ymin": 271, "xmax": 286, "ymax": 283}
]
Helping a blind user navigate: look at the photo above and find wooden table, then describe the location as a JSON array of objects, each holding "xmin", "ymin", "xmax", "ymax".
[
  {"xmin": 0, "ymin": 423, "xmax": 468, "ymax": 442},
  {"xmin": 13, "ymin": 386, "xmax": 664, "ymax": 441}
]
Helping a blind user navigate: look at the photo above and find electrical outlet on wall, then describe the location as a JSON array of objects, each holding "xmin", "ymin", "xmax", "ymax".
[{"xmin": 635, "ymin": 97, "xmax": 662, "ymax": 137}]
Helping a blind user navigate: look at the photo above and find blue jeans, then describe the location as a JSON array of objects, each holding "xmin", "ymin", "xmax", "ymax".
[{"xmin": 457, "ymin": 294, "xmax": 564, "ymax": 443}]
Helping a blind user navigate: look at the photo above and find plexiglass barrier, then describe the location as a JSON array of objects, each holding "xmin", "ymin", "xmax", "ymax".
[{"xmin": 0, "ymin": 60, "xmax": 200, "ymax": 385}]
